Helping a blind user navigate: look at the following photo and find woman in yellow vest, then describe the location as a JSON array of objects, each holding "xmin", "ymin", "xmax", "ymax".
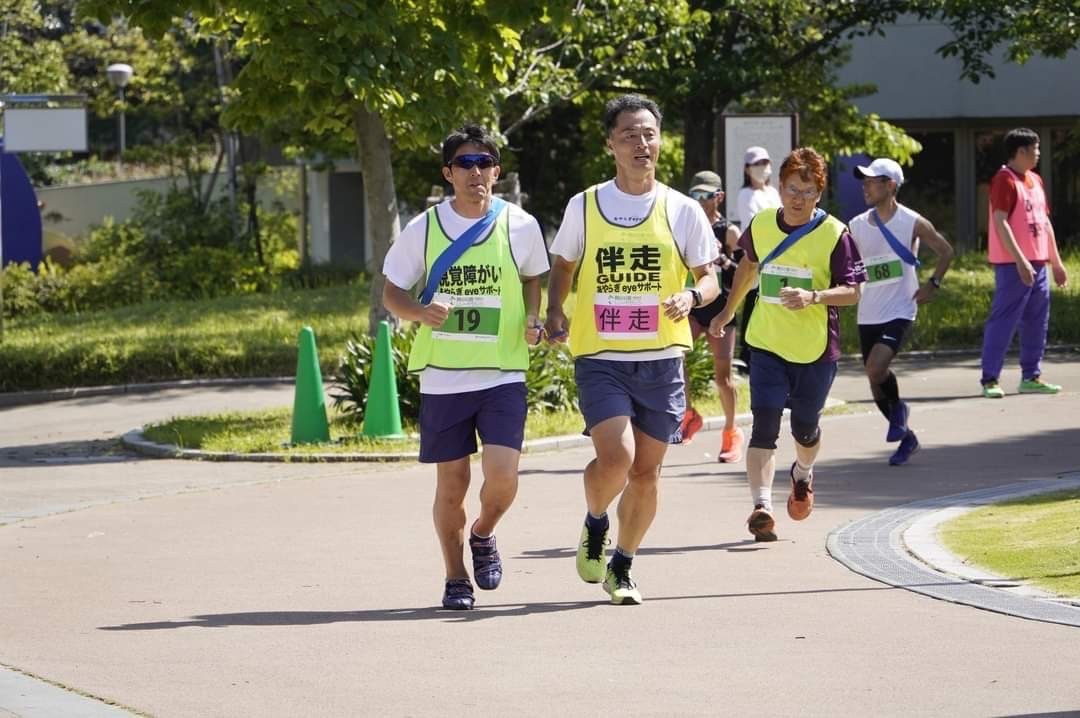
[
  {"xmin": 383, "ymin": 125, "xmax": 548, "ymax": 610},
  {"xmin": 546, "ymin": 95, "xmax": 719, "ymax": 605},
  {"xmin": 708, "ymin": 148, "xmax": 867, "ymax": 542}
]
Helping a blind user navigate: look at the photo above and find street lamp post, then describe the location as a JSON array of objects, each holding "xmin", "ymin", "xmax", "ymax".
[{"xmin": 106, "ymin": 63, "xmax": 133, "ymax": 161}]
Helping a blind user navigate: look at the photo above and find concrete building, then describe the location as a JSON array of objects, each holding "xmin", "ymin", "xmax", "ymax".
[{"xmin": 835, "ymin": 17, "xmax": 1080, "ymax": 251}]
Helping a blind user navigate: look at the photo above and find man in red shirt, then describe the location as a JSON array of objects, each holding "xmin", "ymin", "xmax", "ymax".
[{"xmin": 980, "ymin": 127, "xmax": 1069, "ymax": 398}]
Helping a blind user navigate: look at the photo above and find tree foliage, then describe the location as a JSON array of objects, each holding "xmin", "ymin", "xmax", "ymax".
[
  {"xmin": 0, "ymin": 1, "xmax": 71, "ymax": 94},
  {"xmin": 82, "ymin": 0, "xmax": 566, "ymax": 328},
  {"xmin": 936, "ymin": 0, "xmax": 1080, "ymax": 81}
]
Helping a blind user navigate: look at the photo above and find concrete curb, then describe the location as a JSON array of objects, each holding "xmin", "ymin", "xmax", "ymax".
[
  {"xmin": 828, "ymin": 473, "xmax": 1080, "ymax": 628},
  {"xmin": 902, "ymin": 479, "xmax": 1080, "ymax": 603},
  {"xmin": 120, "ymin": 398, "xmax": 848, "ymax": 463},
  {"xmin": 0, "ymin": 664, "xmax": 137, "ymax": 717},
  {"xmin": 121, "ymin": 429, "xmax": 418, "ymax": 463},
  {"xmin": 0, "ymin": 376, "xmax": 295, "ymax": 409}
]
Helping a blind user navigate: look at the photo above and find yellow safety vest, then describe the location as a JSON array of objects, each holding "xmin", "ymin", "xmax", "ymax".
[
  {"xmin": 408, "ymin": 205, "xmax": 528, "ymax": 372},
  {"xmin": 746, "ymin": 210, "xmax": 846, "ymax": 364},
  {"xmin": 569, "ymin": 184, "xmax": 692, "ymax": 357}
]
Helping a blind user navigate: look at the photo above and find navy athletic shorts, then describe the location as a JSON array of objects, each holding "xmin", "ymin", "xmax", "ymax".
[{"xmin": 418, "ymin": 382, "xmax": 527, "ymax": 463}]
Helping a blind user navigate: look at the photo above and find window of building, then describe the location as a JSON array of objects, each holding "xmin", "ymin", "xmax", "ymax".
[
  {"xmin": 1051, "ymin": 126, "xmax": 1080, "ymax": 247},
  {"xmin": 974, "ymin": 130, "xmax": 1007, "ymax": 250},
  {"xmin": 903, "ymin": 131, "xmax": 957, "ymax": 242}
]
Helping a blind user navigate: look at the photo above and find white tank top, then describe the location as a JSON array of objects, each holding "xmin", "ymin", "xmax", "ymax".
[{"xmin": 850, "ymin": 204, "xmax": 921, "ymax": 325}]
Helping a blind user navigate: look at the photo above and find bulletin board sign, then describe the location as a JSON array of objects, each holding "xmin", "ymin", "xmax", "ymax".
[
  {"xmin": 719, "ymin": 113, "xmax": 798, "ymax": 219},
  {"xmin": 1, "ymin": 95, "xmax": 88, "ymax": 153}
]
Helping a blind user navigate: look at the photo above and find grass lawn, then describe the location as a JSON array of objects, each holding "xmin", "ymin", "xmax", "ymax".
[
  {"xmin": 141, "ymin": 378, "xmax": 758, "ymax": 456},
  {"xmin": 939, "ymin": 488, "xmax": 1080, "ymax": 598},
  {"xmin": 838, "ymin": 251, "xmax": 1080, "ymax": 351},
  {"xmin": 1, "ymin": 282, "xmax": 371, "ymax": 392}
]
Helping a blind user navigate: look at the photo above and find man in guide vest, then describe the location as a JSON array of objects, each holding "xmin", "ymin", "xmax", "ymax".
[
  {"xmin": 382, "ymin": 124, "xmax": 549, "ymax": 610},
  {"xmin": 850, "ymin": 157, "xmax": 953, "ymax": 465},
  {"xmin": 708, "ymin": 148, "xmax": 866, "ymax": 542},
  {"xmin": 545, "ymin": 94, "xmax": 719, "ymax": 604},
  {"xmin": 981, "ymin": 127, "xmax": 1069, "ymax": 398}
]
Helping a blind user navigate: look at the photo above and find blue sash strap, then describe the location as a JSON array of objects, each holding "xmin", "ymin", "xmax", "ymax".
[
  {"xmin": 758, "ymin": 208, "xmax": 828, "ymax": 269},
  {"xmin": 871, "ymin": 208, "xmax": 921, "ymax": 267},
  {"xmin": 418, "ymin": 198, "xmax": 507, "ymax": 305}
]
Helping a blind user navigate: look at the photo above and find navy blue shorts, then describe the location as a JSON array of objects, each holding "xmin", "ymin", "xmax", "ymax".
[
  {"xmin": 574, "ymin": 357, "xmax": 685, "ymax": 444},
  {"xmin": 748, "ymin": 349, "xmax": 836, "ymax": 427},
  {"xmin": 418, "ymin": 382, "xmax": 527, "ymax": 464}
]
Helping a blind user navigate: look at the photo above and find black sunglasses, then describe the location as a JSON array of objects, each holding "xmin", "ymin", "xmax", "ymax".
[
  {"xmin": 448, "ymin": 153, "xmax": 498, "ymax": 170},
  {"xmin": 691, "ymin": 189, "xmax": 721, "ymax": 201}
]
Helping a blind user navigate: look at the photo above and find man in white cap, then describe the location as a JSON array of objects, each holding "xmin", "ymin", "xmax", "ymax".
[{"xmin": 850, "ymin": 158, "xmax": 953, "ymax": 465}]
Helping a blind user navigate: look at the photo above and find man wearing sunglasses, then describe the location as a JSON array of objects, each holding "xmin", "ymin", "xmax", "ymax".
[
  {"xmin": 679, "ymin": 170, "xmax": 745, "ymax": 463},
  {"xmin": 708, "ymin": 148, "xmax": 866, "ymax": 542},
  {"xmin": 382, "ymin": 124, "xmax": 549, "ymax": 610},
  {"xmin": 546, "ymin": 94, "xmax": 719, "ymax": 605},
  {"xmin": 850, "ymin": 158, "xmax": 953, "ymax": 466}
]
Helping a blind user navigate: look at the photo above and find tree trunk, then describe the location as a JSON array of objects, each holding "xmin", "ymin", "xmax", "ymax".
[
  {"xmin": 352, "ymin": 105, "xmax": 400, "ymax": 334},
  {"xmin": 681, "ymin": 94, "xmax": 716, "ymax": 191}
]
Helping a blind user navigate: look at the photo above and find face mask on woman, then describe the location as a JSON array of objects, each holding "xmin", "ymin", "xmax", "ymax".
[{"xmin": 748, "ymin": 164, "xmax": 771, "ymax": 184}]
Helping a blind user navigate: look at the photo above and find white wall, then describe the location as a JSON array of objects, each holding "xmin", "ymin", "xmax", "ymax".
[
  {"xmin": 36, "ymin": 169, "xmax": 302, "ymax": 245},
  {"xmin": 837, "ymin": 19, "xmax": 1080, "ymax": 120}
]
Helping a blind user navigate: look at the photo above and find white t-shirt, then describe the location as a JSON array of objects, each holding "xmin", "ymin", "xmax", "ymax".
[
  {"xmin": 383, "ymin": 200, "xmax": 549, "ymax": 394},
  {"xmin": 849, "ymin": 204, "xmax": 922, "ymax": 325},
  {"xmin": 735, "ymin": 185, "xmax": 782, "ymax": 228},
  {"xmin": 549, "ymin": 179, "xmax": 718, "ymax": 361}
]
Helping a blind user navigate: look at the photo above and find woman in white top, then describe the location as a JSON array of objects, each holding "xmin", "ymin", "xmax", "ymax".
[
  {"xmin": 734, "ymin": 146, "xmax": 782, "ymax": 227},
  {"xmin": 733, "ymin": 146, "xmax": 782, "ymax": 368}
]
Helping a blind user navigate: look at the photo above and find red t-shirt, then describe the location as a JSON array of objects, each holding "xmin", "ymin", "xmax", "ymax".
[{"xmin": 989, "ymin": 168, "xmax": 1050, "ymax": 216}]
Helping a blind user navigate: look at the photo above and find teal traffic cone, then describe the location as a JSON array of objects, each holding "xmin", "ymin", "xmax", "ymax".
[
  {"xmin": 361, "ymin": 320, "xmax": 406, "ymax": 439},
  {"xmin": 291, "ymin": 326, "xmax": 330, "ymax": 444}
]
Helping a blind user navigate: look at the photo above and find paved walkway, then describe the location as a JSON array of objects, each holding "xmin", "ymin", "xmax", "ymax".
[{"xmin": 2, "ymin": 355, "xmax": 1079, "ymax": 716}]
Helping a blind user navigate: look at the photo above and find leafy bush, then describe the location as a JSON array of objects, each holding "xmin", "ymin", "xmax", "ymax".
[
  {"xmin": 683, "ymin": 336, "xmax": 719, "ymax": 401},
  {"xmin": 0, "ymin": 262, "xmax": 41, "ymax": 317},
  {"xmin": 331, "ymin": 324, "xmax": 422, "ymax": 424},
  {"xmin": 524, "ymin": 341, "xmax": 579, "ymax": 413},
  {"xmin": 1, "ymin": 184, "xmax": 303, "ymax": 319}
]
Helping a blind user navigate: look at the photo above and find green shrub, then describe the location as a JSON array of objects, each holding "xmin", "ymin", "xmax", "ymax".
[
  {"xmin": 2, "ymin": 183, "xmax": 304, "ymax": 319},
  {"xmin": 683, "ymin": 335, "xmax": 718, "ymax": 401},
  {"xmin": 524, "ymin": 341, "xmax": 579, "ymax": 413},
  {"xmin": 330, "ymin": 324, "xmax": 423, "ymax": 425},
  {"xmin": 0, "ymin": 262, "xmax": 42, "ymax": 317}
]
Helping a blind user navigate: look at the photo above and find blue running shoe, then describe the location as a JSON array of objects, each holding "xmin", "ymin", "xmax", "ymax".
[
  {"xmin": 886, "ymin": 401, "xmax": 909, "ymax": 442},
  {"xmin": 442, "ymin": 578, "xmax": 475, "ymax": 610},
  {"xmin": 469, "ymin": 533, "xmax": 502, "ymax": 590},
  {"xmin": 889, "ymin": 430, "xmax": 920, "ymax": 466}
]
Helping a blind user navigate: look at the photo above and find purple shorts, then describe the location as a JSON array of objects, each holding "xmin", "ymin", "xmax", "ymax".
[
  {"xmin": 418, "ymin": 382, "xmax": 527, "ymax": 463},
  {"xmin": 574, "ymin": 357, "xmax": 685, "ymax": 444}
]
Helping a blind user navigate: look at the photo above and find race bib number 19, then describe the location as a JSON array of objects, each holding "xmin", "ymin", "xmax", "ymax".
[
  {"xmin": 759, "ymin": 264, "xmax": 812, "ymax": 304},
  {"xmin": 433, "ymin": 293, "xmax": 501, "ymax": 343}
]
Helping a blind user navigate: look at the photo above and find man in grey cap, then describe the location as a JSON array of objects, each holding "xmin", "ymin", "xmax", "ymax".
[
  {"xmin": 679, "ymin": 170, "xmax": 745, "ymax": 461},
  {"xmin": 849, "ymin": 157, "xmax": 953, "ymax": 465}
]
